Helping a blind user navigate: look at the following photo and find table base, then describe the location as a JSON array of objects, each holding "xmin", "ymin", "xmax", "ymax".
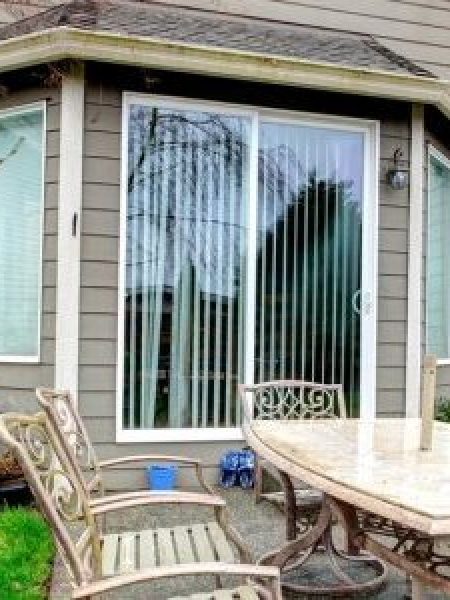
[{"xmin": 258, "ymin": 473, "xmax": 387, "ymax": 596}]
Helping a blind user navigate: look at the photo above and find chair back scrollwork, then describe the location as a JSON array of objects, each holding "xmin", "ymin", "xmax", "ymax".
[
  {"xmin": 0, "ymin": 412, "xmax": 102, "ymax": 587},
  {"xmin": 36, "ymin": 388, "xmax": 103, "ymax": 496},
  {"xmin": 239, "ymin": 380, "xmax": 346, "ymax": 424}
]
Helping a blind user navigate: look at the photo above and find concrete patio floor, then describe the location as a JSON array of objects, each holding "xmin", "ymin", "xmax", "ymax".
[{"xmin": 50, "ymin": 488, "xmax": 447, "ymax": 599}]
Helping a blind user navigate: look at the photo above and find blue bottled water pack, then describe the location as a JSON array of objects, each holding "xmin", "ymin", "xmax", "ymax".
[
  {"xmin": 219, "ymin": 450, "xmax": 240, "ymax": 488},
  {"xmin": 238, "ymin": 449, "xmax": 255, "ymax": 489},
  {"xmin": 219, "ymin": 449, "xmax": 255, "ymax": 488}
]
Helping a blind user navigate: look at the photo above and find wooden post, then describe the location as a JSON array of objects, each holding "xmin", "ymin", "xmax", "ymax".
[{"xmin": 420, "ymin": 355, "xmax": 436, "ymax": 451}]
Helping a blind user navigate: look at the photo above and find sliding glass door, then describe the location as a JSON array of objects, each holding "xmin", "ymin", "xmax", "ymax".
[
  {"xmin": 119, "ymin": 96, "xmax": 375, "ymax": 439},
  {"xmin": 256, "ymin": 122, "xmax": 364, "ymax": 416}
]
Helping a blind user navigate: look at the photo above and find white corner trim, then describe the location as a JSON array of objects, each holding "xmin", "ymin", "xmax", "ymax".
[
  {"xmin": 360, "ymin": 120, "xmax": 380, "ymax": 421},
  {"xmin": 55, "ymin": 62, "xmax": 85, "ymax": 401},
  {"xmin": 406, "ymin": 103, "xmax": 424, "ymax": 418}
]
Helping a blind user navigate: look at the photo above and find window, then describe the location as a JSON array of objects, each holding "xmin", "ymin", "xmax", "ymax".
[
  {"xmin": 427, "ymin": 147, "xmax": 450, "ymax": 361},
  {"xmin": 122, "ymin": 102, "xmax": 251, "ymax": 432},
  {"xmin": 119, "ymin": 95, "xmax": 375, "ymax": 440},
  {"xmin": 0, "ymin": 104, "xmax": 44, "ymax": 361}
]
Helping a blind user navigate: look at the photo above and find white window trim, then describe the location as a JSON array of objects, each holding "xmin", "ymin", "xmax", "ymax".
[
  {"xmin": 426, "ymin": 144, "xmax": 450, "ymax": 366},
  {"xmin": 117, "ymin": 92, "xmax": 379, "ymax": 442},
  {"xmin": 0, "ymin": 101, "xmax": 46, "ymax": 364}
]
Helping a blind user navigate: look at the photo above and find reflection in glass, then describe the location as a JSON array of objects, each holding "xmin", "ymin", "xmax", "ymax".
[
  {"xmin": 123, "ymin": 107, "xmax": 366, "ymax": 430},
  {"xmin": 255, "ymin": 123, "xmax": 363, "ymax": 415},
  {"xmin": 427, "ymin": 154, "xmax": 450, "ymax": 359},
  {"xmin": 124, "ymin": 105, "xmax": 250, "ymax": 428},
  {"xmin": 0, "ymin": 109, "xmax": 43, "ymax": 358}
]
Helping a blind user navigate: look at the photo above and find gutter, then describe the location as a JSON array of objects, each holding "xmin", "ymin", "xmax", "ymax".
[{"xmin": 0, "ymin": 26, "xmax": 449, "ymax": 117}]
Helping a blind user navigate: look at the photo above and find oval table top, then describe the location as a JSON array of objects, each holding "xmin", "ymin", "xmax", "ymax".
[{"xmin": 244, "ymin": 418, "xmax": 450, "ymax": 536}]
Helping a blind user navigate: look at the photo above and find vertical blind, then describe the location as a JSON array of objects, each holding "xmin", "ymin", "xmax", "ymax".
[
  {"xmin": 124, "ymin": 105, "xmax": 250, "ymax": 429},
  {"xmin": 0, "ymin": 108, "xmax": 43, "ymax": 358},
  {"xmin": 255, "ymin": 123, "xmax": 363, "ymax": 415},
  {"xmin": 427, "ymin": 153, "xmax": 450, "ymax": 359},
  {"xmin": 123, "ymin": 103, "xmax": 365, "ymax": 429}
]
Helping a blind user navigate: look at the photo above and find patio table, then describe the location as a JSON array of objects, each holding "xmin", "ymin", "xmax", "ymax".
[{"xmin": 243, "ymin": 417, "xmax": 450, "ymax": 598}]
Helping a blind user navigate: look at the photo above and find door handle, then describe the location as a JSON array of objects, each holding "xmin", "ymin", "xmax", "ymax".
[{"xmin": 352, "ymin": 290, "xmax": 361, "ymax": 315}]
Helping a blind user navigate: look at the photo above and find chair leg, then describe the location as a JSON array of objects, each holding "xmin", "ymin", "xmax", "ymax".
[{"xmin": 254, "ymin": 457, "xmax": 263, "ymax": 504}]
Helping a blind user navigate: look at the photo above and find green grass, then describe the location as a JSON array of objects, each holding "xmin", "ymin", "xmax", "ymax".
[{"xmin": 0, "ymin": 507, "xmax": 55, "ymax": 600}]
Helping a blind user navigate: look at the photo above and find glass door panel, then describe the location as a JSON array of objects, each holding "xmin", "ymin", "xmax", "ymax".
[
  {"xmin": 427, "ymin": 153, "xmax": 450, "ymax": 359},
  {"xmin": 124, "ymin": 104, "xmax": 251, "ymax": 429},
  {"xmin": 255, "ymin": 122, "xmax": 364, "ymax": 416}
]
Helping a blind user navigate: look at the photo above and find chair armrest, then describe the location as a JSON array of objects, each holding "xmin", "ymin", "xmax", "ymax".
[
  {"xmin": 98, "ymin": 454, "xmax": 214, "ymax": 495},
  {"xmin": 98, "ymin": 455, "xmax": 202, "ymax": 469},
  {"xmin": 72, "ymin": 563, "xmax": 281, "ymax": 598},
  {"xmin": 90, "ymin": 489, "xmax": 215, "ymax": 508},
  {"xmin": 90, "ymin": 491, "xmax": 226, "ymax": 516}
]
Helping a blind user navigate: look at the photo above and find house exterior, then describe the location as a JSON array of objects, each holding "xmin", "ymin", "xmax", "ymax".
[{"xmin": 0, "ymin": 0, "xmax": 449, "ymax": 488}]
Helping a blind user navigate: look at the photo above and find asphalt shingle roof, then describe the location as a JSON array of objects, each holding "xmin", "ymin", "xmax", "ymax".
[{"xmin": 0, "ymin": 0, "xmax": 433, "ymax": 78}]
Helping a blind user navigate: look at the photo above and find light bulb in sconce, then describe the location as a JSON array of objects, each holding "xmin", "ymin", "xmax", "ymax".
[{"xmin": 386, "ymin": 148, "xmax": 408, "ymax": 190}]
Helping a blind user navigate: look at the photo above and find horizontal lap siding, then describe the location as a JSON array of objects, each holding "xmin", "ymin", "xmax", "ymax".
[
  {"xmin": 377, "ymin": 118, "xmax": 409, "ymax": 416},
  {"xmin": 79, "ymin": 78, "xmax": 410, "ymax": 489},
  {"xmin": 0, "ymin": 87, "xmax": 59, "ymax": 414},
  {"xmin": 0, "ymin": 2, "xmax": 61, "ymax": 26}
]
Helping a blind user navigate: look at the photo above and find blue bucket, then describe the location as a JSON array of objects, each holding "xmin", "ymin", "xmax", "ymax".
[{"xmin": 147, "ymin": 464, "xmax": 178, "ymax": 491}]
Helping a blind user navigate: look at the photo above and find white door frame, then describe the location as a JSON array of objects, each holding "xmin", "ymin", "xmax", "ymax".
[{"xmin": 117, "ymin": 92, "xmax": 379, "ymax": 442}]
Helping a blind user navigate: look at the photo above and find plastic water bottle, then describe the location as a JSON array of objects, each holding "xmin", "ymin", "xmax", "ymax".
[
  {"xmin": 219, "ymin": 450, "xmax": 240, "ymax": 488},
  {"xmin": 238, "ymin": 449, "xmax": 255, "ymax": 489}
]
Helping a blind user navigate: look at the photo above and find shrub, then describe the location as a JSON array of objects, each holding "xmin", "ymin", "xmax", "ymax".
[{"xmin": 436, "ymin": 397, "xmax": 450, "ymax": 423}]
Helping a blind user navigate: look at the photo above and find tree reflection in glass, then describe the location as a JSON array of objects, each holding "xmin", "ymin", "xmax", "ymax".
[
  {"xmin": 124, "ymin": 106, "xmax": 251, "ymax": 429},
  {"xmin": 123, "ymin": 107, "xmax": 364, "ymax": 430}
]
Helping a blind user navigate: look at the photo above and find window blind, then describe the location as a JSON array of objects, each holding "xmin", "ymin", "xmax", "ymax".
[
  {"xmin": 0, "ymin": 107, "xmax": 43, "ymax": 359},
  {"xmin": 123, "ymin": 102, "xmax": 366, "ymax": 429},
  {"xmin": 124, "ymin": 105, "xmax": 250, "ymax": 429},
  {"xmin": 427, "ymin": 153, "xmax": 450, "ymax": 359},
  {"xmin": 255, "ymin": 123, "xmax": 363, "ymax": 415}
]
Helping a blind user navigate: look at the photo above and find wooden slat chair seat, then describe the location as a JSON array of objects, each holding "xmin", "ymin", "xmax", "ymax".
[
  {"xmin": 36, "ymin": 388, "xmax": 252, "ymax": 566},
  {"xmin": 101, "ymin": 521, "xmax": 235, "ymax": 576},
  {"xmin": 0, "ymin": 412, "xmax": 281, "ymax": 600},
  {"xmin": 239, "ymin": 381, "xmax": 346, "ymax": 512}
]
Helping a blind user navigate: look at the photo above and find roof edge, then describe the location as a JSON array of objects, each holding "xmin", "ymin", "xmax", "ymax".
[{"xmin": 0, "ymin": 26, "xmax": 449, "ymax": 117}]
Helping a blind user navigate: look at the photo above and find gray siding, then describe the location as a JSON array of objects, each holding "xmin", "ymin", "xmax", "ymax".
[
  {"xmin": 79, "ymin": 77, "xmax": 411, "ymax": 489},
  {"xmin": 0, "ymin": 87, "xmax": 60, "ymax": 414},
  {"xmin": 378, "ymin": 115, "xmax": 410, "ymax": 416},
  {"xmin": 0, "ymin": 1, "xmax": 58, "ymax": 25}
]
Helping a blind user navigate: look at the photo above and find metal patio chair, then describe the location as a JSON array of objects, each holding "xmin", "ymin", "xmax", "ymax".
[
  {"xmin": 0, "ymin": 411, "xmax": 281, "ymax": 599},
  {"xmin": 239, "ymin": 381, "xmax": 346, "ymax": 531},
  {"xmin": 36, "ymin": 387, "xmax": 253, "ymax": 571}
]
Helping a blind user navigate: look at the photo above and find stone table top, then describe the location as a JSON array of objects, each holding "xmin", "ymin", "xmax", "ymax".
[{"xmin": 245, "ymin": 418, "xmax": 450, "ymax": 536}]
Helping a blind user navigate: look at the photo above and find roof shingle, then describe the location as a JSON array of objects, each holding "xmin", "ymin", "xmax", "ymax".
[{"xmin": 0, "ymin": 0, "xmax": 434, "ymax": 78}]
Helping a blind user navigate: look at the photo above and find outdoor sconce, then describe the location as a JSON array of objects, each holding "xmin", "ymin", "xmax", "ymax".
[{"xmin": 386, "ymin": 147, "xmax": 408, "ymax": 190}]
